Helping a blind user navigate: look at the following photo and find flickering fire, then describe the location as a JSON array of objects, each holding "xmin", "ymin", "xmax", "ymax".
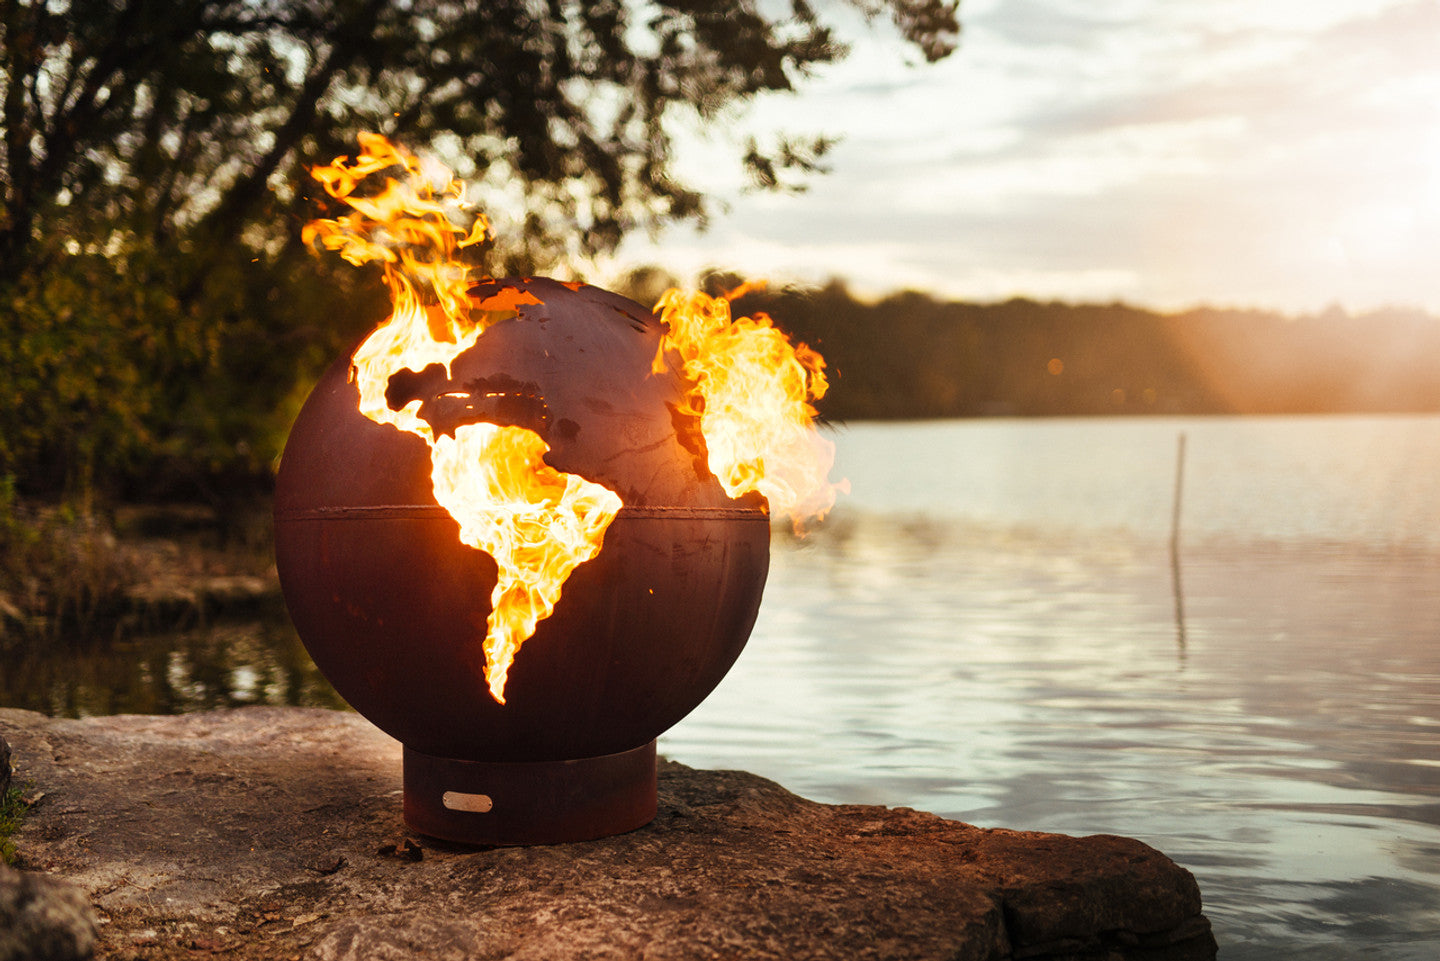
[
  {"xmin": 304, "ymin": 134, "xmax": 622, "ymax": 704},
  {"xmin": 303, "ymin": 133, "xmax": 841, "ymax": 703},
  {"xmin": 429, "ymin": 423, "xmax": 622, "ymax": 700},
  {"xmin": 653, "ymin": 284, "xmax": 843, "ymax": 529}
]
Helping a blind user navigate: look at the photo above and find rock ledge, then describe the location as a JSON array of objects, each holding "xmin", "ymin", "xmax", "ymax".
[{"xmin": 1, "ymin": 707, "xmax": 1216, "ymax": 960}]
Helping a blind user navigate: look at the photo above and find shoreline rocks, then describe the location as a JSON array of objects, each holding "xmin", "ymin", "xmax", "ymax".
[
  {"xmin": 0, "ymin": 863, "xmax": 98, "ymax": 961},
  {"xmin": 0, "ymin": 706, "xmax": 1216, "ymax": 960}
]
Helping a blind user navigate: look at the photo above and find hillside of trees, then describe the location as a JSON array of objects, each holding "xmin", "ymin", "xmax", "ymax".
[{"xmin": 719, "ymin": 281, "xmax": 1440, "ymax": 421}]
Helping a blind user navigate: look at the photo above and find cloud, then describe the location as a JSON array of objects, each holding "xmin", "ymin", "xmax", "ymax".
[{"xmin": 611, "ymin": 0, "xmax": 1440, "ymax": 312}]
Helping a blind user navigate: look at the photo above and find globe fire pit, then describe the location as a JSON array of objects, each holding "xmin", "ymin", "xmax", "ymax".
[{"xmin": 273, "ymin": 136, "xmax": 839, "ymax": 846}]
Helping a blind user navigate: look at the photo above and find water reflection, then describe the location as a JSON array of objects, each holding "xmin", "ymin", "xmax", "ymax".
[
  {"xmin": 660, "ymin": 508, "xmax": 1440, "ymax": 958},
  {"xmin": 0, "ymin": 618, "xmax": 343, "ymax": 717},
  {"xmin": 7, "ymin": 415, "xmax": 1439, "ymax": 957}
]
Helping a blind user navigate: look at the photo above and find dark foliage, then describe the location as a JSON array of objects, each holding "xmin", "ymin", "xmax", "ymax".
[
  {"xmin": 731, "ymin": 283, "xmax": 1440, "ymax": 421},
  {"xmin": 0, "ymin": 0, "xmax": 961, "ymax": 501}
]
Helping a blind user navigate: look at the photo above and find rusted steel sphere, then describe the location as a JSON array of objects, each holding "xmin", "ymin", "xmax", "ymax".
[{"xmin": 273, "ymin": 278, "xmax": 770, "ymax": 768}]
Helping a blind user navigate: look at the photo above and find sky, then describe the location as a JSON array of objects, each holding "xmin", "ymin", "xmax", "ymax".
[{"xmin": 599, "ymin": 0, "xmax": 1440, "ymax": 315}]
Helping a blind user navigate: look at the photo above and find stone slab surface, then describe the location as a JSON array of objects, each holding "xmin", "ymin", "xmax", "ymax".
[{"xmin": 0, "ymin": 707, "xmax": 1216, "ymax": 960}]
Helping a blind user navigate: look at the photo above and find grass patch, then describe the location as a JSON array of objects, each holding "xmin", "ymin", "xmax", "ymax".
[
  {"xmin": 0, "ymin": 476, "xmax": 132, "ymax": 640},
  {"xmin": 1, "ymin": 480, "xmax": 278, "ymax": 644},
  {"xmin": 0, "ymin": 780, "xmax": 32, "ymax": 866}
]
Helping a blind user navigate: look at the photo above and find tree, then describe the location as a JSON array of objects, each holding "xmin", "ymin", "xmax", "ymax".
[
  {"xmin": 0, "ymin": 0, "xmax": 960, "ymax": 498},
  {"xmin": 2, "ymin": 0, "xmax": 959, "ymax": 273}
]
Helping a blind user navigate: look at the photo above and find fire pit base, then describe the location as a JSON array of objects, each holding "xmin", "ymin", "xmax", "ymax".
[{"xmin": 401, "ymin": 741, "xmax": 658, "ymax": 846}]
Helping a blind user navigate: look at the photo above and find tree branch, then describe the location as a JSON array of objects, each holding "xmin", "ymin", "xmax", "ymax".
[
  {"xmin": 198, "ymin": 0, "xmax": 389, "ymax": 247},
  {"xmin": 1, "ymin": 0, "xmax": 42, "ymax": 273}
]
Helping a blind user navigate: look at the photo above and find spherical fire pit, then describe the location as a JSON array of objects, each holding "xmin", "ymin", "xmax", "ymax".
[{"xmin": 274, "ymin": 277, "xmax": 771, "ymax": 845}]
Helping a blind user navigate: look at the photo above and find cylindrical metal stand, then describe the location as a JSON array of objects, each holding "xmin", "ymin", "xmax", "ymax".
[{"xmin": 402, "ymin": 740, "xmax": 657, "ymax": 846}]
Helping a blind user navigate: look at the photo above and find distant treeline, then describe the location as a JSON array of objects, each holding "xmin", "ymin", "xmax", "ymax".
[{"xmin": 724, "ymin": 282, "xmax": 1440, "ymax": 420}]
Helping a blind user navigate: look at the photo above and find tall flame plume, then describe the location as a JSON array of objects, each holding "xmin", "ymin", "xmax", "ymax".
[
  {"xmin": 653, "ymin": 284, "xmax": 845, "ymax": 530},
  {"xmin": 304, "ymin": 133, "xmax": 622, "ymax": 704}
]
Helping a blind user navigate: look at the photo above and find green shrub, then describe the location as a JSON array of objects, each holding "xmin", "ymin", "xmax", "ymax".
[{"xmin": 0, "ymin": 780, "xmax": 31, "ymax": 866}]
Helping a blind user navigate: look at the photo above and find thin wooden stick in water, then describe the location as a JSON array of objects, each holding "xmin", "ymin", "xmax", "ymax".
[
  {"xmin": 1171, "ymin": 432, "xmax": 1187, "ymax": 650},
  {"xmin": 1171, "ymin": 432, "xmax": 1186, "ymax": 553}
]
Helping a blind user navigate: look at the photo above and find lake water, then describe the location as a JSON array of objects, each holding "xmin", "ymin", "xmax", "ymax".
[
  {"xmin": 659, "ymin": 414, "xmax": 1440, "ymax": 960},
  {"xmin": 6, "ymin": 414, "xmax": 1438, "ymax": 958}
]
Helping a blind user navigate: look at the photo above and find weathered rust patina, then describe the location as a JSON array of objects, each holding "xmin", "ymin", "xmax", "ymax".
[{"xmin": 273, "ymin": 278, "xmax": 770, "ymax": 845}]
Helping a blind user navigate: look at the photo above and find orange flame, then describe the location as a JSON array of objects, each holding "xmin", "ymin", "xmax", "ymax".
[
  {"xmin": 430, "ymin": 423, "xmax": 622, "ymax": 700},
  {"xmin": 305, "ymin": 134, "xmax": 621, "ymax": 703},
  {"xmin": 654, "ymin": 284, "xmax": 845, "ymax": 530}
]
